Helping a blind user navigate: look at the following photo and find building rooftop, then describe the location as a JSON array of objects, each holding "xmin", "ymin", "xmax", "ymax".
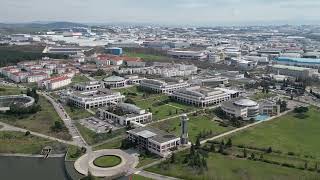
[
  {"xmin": 271, "ymin": 64, "xmax": 313, "ymax": 71},
  {"xmin": 128, "ymin": 127, "xmax": 178, "ymax": 143},
  {"xmin": 103, "ymin": 76, "xmax": 125, "ymax": 82},
  {"xmin": 276, "ymin": 57, "xmax": 320, "ymax": 64},
  {"xmin": 234, "ymin": 98, "xmax": 258, "ymax": 107}
]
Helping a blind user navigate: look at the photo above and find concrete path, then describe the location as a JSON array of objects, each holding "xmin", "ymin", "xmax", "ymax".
[
  {"xmin": 40, "ymin": 92, "xmax": 88, "ymax": 147},
  {"xmin": 135, "ymin": 170, "xmax": 181, "ymax": 180},
  {"xmin": 0, "ymin": 121, "xmax": 77, "ymax": 146}
]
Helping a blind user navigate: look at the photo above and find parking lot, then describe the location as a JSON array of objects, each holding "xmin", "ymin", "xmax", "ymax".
[{"xmin": 79, "ymin": 117, "xmax": 120, "ymax": 133}]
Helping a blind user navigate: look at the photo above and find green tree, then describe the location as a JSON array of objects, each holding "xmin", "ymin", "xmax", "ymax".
[
  {"xmin": 210, "ymin": 143, "xmax": 215, "ymax": 152},
  {"xmin": 243, "ymin": 148, "xmax": 247, "ymax": 158},
  {"xmin": 195, "ymin": 137, "xmax": 201, "ymax": 149},
  {"xmin": 226, "ymin": 138, "xmax": 232, "ymax": 148},
  {"xmin": 170, "ymin": 153, "xmax": 176, "ymax": 163}
]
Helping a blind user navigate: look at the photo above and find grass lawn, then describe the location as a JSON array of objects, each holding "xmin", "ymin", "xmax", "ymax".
[
  {"xmin": 136, "ymin": 154, "xmax": 161, "ymax": 168},
  {"xmin": 146, "ymin": 150, "xmax": 318, "ymax": 180},
  {"xmin": 66, "ymin": 146, "xmax": 85, "ymax": 161},
  {"xmin": 0, "ymin": 86, "xmax": 24, "ymax": 96},
  {"xmin": 0, "ymin": 95, "xmax": 71, "ymax": 140},
  {"xmin": 93, "ymin": 137, "xmax": 124, "ymax": 150},
  {"xmin": 93, "ymin": 155, "xmax": 122, "ymax": 168},
  {"xmin": 151, "ymin": 114, "xmax": 233, "ymax": 143},
  {"xmin": 130, "ymin": 174, "xmax": 153, "ymax": 180},
  {"xmin": 125, "ymin": 52, "xmax": 168, "ymax": 62},
  {"xmin": 251, "ymin": 92, "xmax": 276, "ymax": 100},
  {"xmin": 75, "ymin": 123, "xmax": 126, "ymax": 145},
  {"xmin": 71, "ymin": 75, "xmax": 90, "ymax": 85},
  {"xmin": 0, "ymin": 131, "xmax": 68, "ymax": 154},
  {"xmin": 64, "ymin": 105, "xmax": 92, "ymax": 120},
  {"xmin": 115, "ymin": 86, "xmax": 197, "ymax": 120},
  {"xmin": 222, "ymin": 106, "xmax": 320, "ymax": 159}
]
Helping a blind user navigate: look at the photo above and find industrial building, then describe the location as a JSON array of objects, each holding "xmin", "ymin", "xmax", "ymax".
[
  {"xmin": 275, "ymin": 57, "xmax": 320, "ymax": 68},
  {"xmin": 268, "ymin": 64, "xmax": 319, "ymax": 79}
]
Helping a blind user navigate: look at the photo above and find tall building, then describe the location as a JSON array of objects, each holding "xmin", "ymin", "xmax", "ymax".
[{"xmin": 180, "ymin": 114, "xmax": 189, "ymax": 145}]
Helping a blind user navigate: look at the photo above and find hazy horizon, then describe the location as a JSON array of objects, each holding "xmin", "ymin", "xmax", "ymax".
[{"xmin": 1, "ymin": 0, "xmax": 320, "ymax": 26}]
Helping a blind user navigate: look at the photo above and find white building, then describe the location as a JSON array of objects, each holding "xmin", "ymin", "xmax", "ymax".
[
  {"xmin": 167, "ymin": 50, "xmax": 207, "ymax": 60},
  {"xmin": 171, "ymin": 86, "xmax": 239, "ymax": 107},
  {"xmin": 38, "ymin": 76, "xmax": 72, "ymax": 90},
  {"xmin": 127, "ymin": 127, "xmax": 180, "ymax": 157},
  {"xmin": 140, "ymin": 79, "xmax": 190, "ymax": 94},
  {"xmin": 98, "ymin": 103, "xmax": 152, "ymax": 126},
  {"xmin": 67, "ymin": 89, "xmax": 125, "ymax": 109},
  {"xmin": 221, "ymin": 98, "xmax": 260, "ymax": 120},
  {"xmin": 74, "ymin": 81, "xmax": 101, "ymax": 91},
  {"xmin": 26, "ymin": 73, "xmax": 49, "ymax": 83},
  {"xmin": 103, "ymin": 76, "xmax": 126, "ymax": 88}
]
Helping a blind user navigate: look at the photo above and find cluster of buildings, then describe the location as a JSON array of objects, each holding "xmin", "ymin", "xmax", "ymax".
[
  {"xmin": 118, "ymin": 63, "xmax": 198, "ymax": 78},
  {"xmin": 0, "ymin": 60, "xmax": 78, "ymax": 90}
]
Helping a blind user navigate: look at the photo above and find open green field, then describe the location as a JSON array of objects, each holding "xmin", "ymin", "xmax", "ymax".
[
  {"xmin": 146, "ymin": 150, "xmax": 318, "ymax": 180},
  {"xmin": 125, "ymin": 52, "xmax": 168, "ymax": 62},
  {"xmin": 223, "ymin": 106, "xmax": 320, "ymax": 159},
  {"xmin": 93, "ymin": 155, "xmax": 122, "ymax": 168},
  {"xmin": 151, "ymin": 114, "xmax": 233, "ymax": 143},
  {"xmin": 0, "ymin": 95, "xmax": 71, "ymax": 140},
  {"xmin": 0, "ymin": 86, "xmax": 24, "ymax": 96},
  {"xmin": 251, "ymin": 92, "xmax": 277, "ymax": 100},
  {"xmin": 75, "ymin": 123, "xmax": 126, "ymax": 145},
  {"xmin": 64, "ymin": 105, "xmax": 92, "ymax": 120},
  {"xmin": 0, "ymin": 131, "xmax": 68, "ymax": 154}
]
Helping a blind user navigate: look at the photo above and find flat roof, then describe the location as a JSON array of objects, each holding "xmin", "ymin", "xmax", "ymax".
[
  {"xmin": 276, "ymin": 57, "xmax": 320, "ymax": 64},
  {"xmin": 128, "ymin": 127, "xmax": 178, "ymax": 143},
  {"xmin": 271, "ymin": 64, "xmax": 313, "ymax": 71}
]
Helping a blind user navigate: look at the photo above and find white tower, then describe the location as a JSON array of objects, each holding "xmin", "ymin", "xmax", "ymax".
[{"xmin": 180, "ymin": 114, "xmax": 189, "ymax": 145}]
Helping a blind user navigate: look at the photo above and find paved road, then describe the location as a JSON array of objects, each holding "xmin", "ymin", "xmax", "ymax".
[
  {"xmin": 0, "ymin": 121, "xmax": 77, "ymax": 146},
  {"xmin": 40, "ymin": 92, "xmax": 88, "ymax": 147}
]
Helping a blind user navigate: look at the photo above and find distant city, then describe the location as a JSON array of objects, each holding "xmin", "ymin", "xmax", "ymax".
[{"xmin": 0, "ymin": 22, "xmax": 320, "ymax": 180}]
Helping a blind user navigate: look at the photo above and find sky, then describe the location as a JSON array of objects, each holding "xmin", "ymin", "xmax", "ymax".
[{"xmin": 1, "ymin": 0, "xmax": 320, "ymax": 25}]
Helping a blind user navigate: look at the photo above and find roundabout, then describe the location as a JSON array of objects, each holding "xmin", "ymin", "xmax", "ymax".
[{"xmin": 74, "ymin": 149, "xmax": 138, "ymax": 178}]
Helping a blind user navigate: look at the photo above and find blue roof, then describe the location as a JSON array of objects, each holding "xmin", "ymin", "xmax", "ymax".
[{"xmin": 276, "ymin": 57, "xmax": 320, "ymax": 64}]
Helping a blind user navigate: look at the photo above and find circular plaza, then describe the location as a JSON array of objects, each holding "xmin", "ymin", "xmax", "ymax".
[{"xmin": 74, "ymin": 149, "xmax": 138, "ymax": 178}]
